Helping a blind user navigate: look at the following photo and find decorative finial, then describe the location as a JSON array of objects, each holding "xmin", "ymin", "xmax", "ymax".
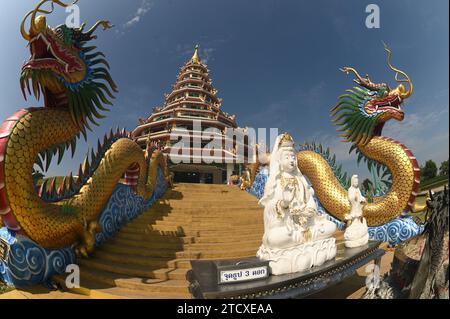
[
  {"xmin": 278, "ymin": 132, "xmax": 294, "ymax": 148},
  {"xmin": 191, "ymin": 44, "xmax": 201, "ymax": 63}
]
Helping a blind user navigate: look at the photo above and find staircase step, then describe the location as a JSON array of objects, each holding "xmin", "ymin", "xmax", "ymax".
[
  {"xmin": 99, "ymin": 243, "xmax": 182, "ymax": 258},
  {"xmin": 78, "ymin": 258, "xmax": 188, "ymax": 280},
  {"xmin": 56, "ymin": 268, "xmax": 191, "ymax": 298},
  {"xmin": 150, "ymin": 224, "xmax": 264, "ymax": 233},
  {"xmin": 193, "ymin": 234, "xmax": 263, "ymax": 243},
  {"xmin": 92, "ymin": 250, "xmax": 176, "ymax": 268},
  {"xmin": 63, "ymin": 182, "xmax": 269, "ymax": 298},
  {"xmin": 109, "ymin": 236, "xmax": 194, "ymax": 248},
  {"xmin": 108, "ymin": 234, "xmax": 186, "ymax": 250},
  {"xmin": 189, "ymin": 240, "xmax": 261, "ymax": 250},
  {"xmin": 116, "ymin": 230, "xmax": 185, "ymax": 241},
  {"xmin": 152, "ymin": 202, "xmax": 261, "ymax": 209}
]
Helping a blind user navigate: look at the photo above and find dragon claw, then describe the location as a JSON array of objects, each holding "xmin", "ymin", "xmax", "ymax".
[
  {"xmin": 100, "ymin": 21, "xmax": 114, "ymax": 30},
  {"xmin": 75, "ymin": 220, "xmax": 101, "ymax": 258},
  {"xmin": 74, "ymin": 245, "xmax": 89, "ymax": 258}
]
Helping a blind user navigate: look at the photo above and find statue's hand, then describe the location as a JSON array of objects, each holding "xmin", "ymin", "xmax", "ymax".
[
  {"xmin": 305, "ymin": 207, "xmax": 316, "ymax": 216},
  {"xmin": 281, "ymin": 185, "xmax": 295, "ymax": 208}
]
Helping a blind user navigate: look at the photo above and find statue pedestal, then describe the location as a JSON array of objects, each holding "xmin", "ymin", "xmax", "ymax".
[
  {"xmin": 344, "ymin": 218, "xmax": 369, "ymax": 248},
  {"xmin": 188, "ymin": 240, "xmax": 384, "ymax": 299},
  {"xmin": 257, "ymin": 238, "xmax": 337, "ymax": 275}
]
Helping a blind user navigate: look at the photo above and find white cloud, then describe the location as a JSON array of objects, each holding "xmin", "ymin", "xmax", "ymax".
[
  {"xmin": 123, "ymin": 0, "xmax": 153, "ymax": 29},
  {"xmin": 383, "ymin": 106, "xmax": 449, "ymax": 165}
]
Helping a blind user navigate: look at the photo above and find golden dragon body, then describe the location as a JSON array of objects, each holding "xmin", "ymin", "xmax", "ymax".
[
  {"xmin": 0, "ymin": 1, "xmax": 171, "ymax": 256},
  {"xmin": 249, "ymin": 46, "xmax": 420, "ymax": 227}
]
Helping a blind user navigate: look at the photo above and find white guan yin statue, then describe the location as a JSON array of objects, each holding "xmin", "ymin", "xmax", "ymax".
[
  {"xmin": 257, "ymin": 133, "xmax": 337, "ymax": 275},
  {"xmin": 344, "ymin": 175, "xmax": 369, "ymax": 248}
]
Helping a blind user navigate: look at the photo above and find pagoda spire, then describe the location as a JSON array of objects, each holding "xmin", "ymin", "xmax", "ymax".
[{"xmin": 191, "ymin": 44, "xmax": 201, "ymax": 63}]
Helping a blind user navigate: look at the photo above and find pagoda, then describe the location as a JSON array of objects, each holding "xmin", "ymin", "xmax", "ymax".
[{"xmin": 131, "ymin": 46, "xmax": 249, "ymax": 184}]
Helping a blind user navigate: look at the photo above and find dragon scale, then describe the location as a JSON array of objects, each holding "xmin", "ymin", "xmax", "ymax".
[
  {"xmin": 0, "ymin": 1, "xmax": 171, "ymax": 256},
  {"xmin": 248, "ymin": 45, "xmax": 420, "ymax": 227},
  {"xmin": 298, "ymin": 135, "xmax": 420, "ymax": 226},
  {"xmin": 0, "ymin": 107, "xmax": 167, "ymax": 251}
]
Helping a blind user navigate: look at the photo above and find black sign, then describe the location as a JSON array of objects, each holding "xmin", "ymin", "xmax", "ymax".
[
  {"xmin": 215, "ymin": 258, "xmax": 270, "ymax": 285},
  {"xmin": 0, "ymin": 237, "xmax": 10, "ymax": 263}
]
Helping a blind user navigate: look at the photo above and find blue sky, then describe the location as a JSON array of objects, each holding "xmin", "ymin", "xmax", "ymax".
[{"xmin": 0, "ymin": 0, "xmax": 448, "ymax": 179}]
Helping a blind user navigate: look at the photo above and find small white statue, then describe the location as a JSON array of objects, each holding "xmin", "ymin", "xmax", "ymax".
[
  {"xmin": 257, "ymin": 133, "xmax": 337, "ymax": 275},
  {"xmin": 344, "ymin": 175, "xmax": 369, "ymax": 248}
]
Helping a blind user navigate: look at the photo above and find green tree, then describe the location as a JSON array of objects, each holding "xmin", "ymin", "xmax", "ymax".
[
  {"xmin": 362, "ymin": 178, "xmax": 373, "ymax": 194},
  {"xmin": 421, "ymin": 160, "xmax": 438, "ymax": 181},
  {"xmin": 361, "ymin": 178, "xmax": 375, "ymax": 203},
  {"xmin": 439, "ymin": 159, "xmax": 448, "ymax": 176}
]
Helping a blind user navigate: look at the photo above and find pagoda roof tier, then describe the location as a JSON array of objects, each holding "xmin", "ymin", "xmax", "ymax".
[
  {"xmin": 174, "ymin": 78, "xmax": 213, "ymax": 89},
  {"xmin": 135, "ymin": 130, "xmax": 250, "ymax": 150},
  {"xmin": 165, "ymin": 87, "xmax": 219, "ymax": 104},
  {"xmin": 162, "ymin": 148, "xmax": 249, "ymax": 164},
  {"xmin": 163, "ymin": 97, "xmax": 223, "ymax": 110},
  {"xmin": 136, "ymin": 116, "xmax": 234, "ymax": 129},
  {"xmin": 132, "ymin": 117, "xmax": 236, "ymax": 138},
  {"xmin": 144, "ymin": 107, "xmax": 236, "ymax": 126}
]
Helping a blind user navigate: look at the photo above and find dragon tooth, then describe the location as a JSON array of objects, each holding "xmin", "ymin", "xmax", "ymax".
[
  {"xmin": 49, "ymin": 177, "xmax": 57, "ymax": 199},
  {"xmin": 38, "ymin": 179, "xmax": 48, "ymax": 198},
  {"xmin": 97, "ymin": 139, "xmax": 103, "ymax": 154},
  {"xmin": 70, "ymin": 138, "xmax": 77, "ymax": 158},
  {"xmin": 57, "ymin": 145, "xmax": 65, "ymax": 165},
  {"xmin": 78, "ymin": 164, "xmax": 84, "ymax": 183},
  {"xmin": 20, "ymin": 77, "xmax": 27, "ymax": 100},
  {"xmin": 90, "ymin": 149, "xmax": 96, "ymax": 166},
  {"xmin": 45, "ymin": 149, "xmax": 53, "ymax": 171},
  {"xmin": 82, "ymin": 153, "xmax": 90, "ymax": 177},
  {"xmin": 25, "ymin": 77, "xmax": 32, "ymax": 96},
  {"xmin": 35, "ymin": 155, "xmax": 45, "ymax": 172},
  {"xmin": 81, "ymin": 126, "xmax": 88, "ymax": 141},
  {"xmin": 68, "ymin": 173, "xmax": 75, "ymax": 193},
  {"xmin": 57, "ymin": 176, "xmax": 67, "ymax": 196}
]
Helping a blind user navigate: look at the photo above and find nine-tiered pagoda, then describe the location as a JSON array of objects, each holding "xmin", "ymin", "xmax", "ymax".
[{"xmin": 131, "ymin": 46, "xmax": 249, "ymax": 184}]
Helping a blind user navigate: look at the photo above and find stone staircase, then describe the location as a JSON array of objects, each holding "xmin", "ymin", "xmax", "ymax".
[{"xmin": 58, "ymin": 183, "xmax": 264, "ymax": 299}]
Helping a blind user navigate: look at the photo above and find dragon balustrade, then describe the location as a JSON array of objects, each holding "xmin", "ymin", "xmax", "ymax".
[
  {"xmin": 244, "ymin": 45, "xmax": 425, "ymax": 245},
  {"xmin": 0, "ymin": 0, "xmax": 172, "ymax": 287}
]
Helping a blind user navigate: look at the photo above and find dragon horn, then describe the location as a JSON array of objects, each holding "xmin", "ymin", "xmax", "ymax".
[
  {"xmin": 85, "ymin": 20, "xmax": 114, "ymax": 37},
  {"xmin": 340, "ymin": 67, "xmax": 383, "ymax": 92},
  {"xmin": 21, "ymin": 0, "xmax": 79, "ymax": 41},
  {"xmin": 383, "ymin": 42, "xmax": 413, "ymax": 99}
]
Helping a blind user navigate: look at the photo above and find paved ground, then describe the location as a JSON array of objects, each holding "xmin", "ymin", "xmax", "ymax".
[{"xmin": 0, "ymin": 286, "xmax": 90, "ymax": 299}]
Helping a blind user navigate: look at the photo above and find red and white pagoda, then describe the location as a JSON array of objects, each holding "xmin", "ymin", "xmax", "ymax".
[{"xmin": 131, "ymin": 46, "xmax": 250, "ymax": 184}]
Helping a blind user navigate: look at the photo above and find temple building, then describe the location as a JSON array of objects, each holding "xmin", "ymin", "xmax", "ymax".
[{"xmin": 131, "ymin": 46, "xmax": 250, "ymax": 184}]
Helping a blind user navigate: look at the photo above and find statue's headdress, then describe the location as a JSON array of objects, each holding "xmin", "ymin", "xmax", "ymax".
[{"xmin": 278, "ymin": 132, "xmax": 294, "ymax": 149}]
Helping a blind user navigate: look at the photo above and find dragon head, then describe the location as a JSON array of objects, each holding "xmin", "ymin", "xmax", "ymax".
[
  {"xmin": 331, "ymin": 45, "xmax": 413, "ymax": 145},
  {"xmin": 20, "ymin": 0, "xmax": 117, "ymax": 130}
]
